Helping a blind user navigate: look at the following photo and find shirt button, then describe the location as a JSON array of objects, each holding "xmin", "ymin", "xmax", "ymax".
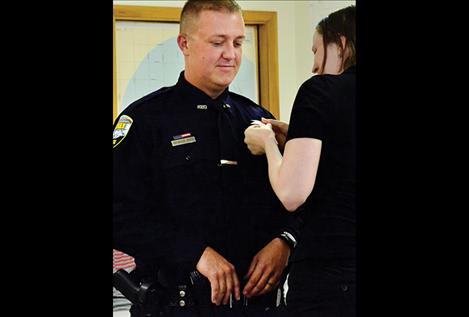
[
  {"xmin": 341, "ymin": 284, "xmax": 349, "ymax": 291},
  {"xmin": 185, "ymin": 155, "xmax": 191, "ymax": 161},
  {"xmin": 179, "ymin": 290, "xmax": 186, "ymax": 297},
  {"xmin": 179, "ymin": 300, "xmax": 186, "ymax": 307}
]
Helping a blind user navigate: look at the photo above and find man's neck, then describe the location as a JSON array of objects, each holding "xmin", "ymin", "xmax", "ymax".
[{"xmin": 184, "ymin": 73, "xmax": 225, "ymax": 100}]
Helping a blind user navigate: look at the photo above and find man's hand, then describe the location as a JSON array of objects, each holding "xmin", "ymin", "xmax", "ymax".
[
  {"xmin": 261, "ymin": 118, "xmax": 289, "ymax": 151},
  {"xmin": 196, "ymin": 246, "xmax": 241, "ymax": 305},
  {"xmin": 242, "ymin": 238, "xmax": 290, "ymax": 298}
]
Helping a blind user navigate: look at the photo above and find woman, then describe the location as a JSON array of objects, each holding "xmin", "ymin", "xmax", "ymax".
[{"xmin": 244, "ymin": 5, "xmax": 356, "ymax": 317}]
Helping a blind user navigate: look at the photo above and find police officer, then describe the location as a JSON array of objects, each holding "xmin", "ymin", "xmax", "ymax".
[{"xmin": 113, "ymin": 1, "xmax": 302, "ymax": 316}]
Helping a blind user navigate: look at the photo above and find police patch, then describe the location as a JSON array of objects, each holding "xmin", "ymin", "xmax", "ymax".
[{"xmin": 113, "ymin": 115, "xmax": 133, "ymax": 148}]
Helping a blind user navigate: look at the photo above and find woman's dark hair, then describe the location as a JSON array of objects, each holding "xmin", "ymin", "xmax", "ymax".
[{"xmin": 317, "ymin": 5, "xmax": 356, "ymax": 72}]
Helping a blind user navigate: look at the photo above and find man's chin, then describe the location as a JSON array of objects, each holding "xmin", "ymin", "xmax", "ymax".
[{"xmin": 214, "ymin": 73, "xmax": 238, "ymax": 87}]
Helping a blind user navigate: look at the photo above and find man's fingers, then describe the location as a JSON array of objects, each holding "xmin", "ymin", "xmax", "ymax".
[
  {"xmin": 258, "ymin": 280, "xmax": 273, "ymax": 296},
  {"xmin": 196, "ymin": 247, "xmax": 241, "ymax": 305},
  {"xmin": 217, "ymin": 272, "xmax": 227, "ymax": 305},
  {"xmin": 210, "ymin": 277, "xmax": 220, "ymax": 305},
  {"xmin": 223, "ymin": 272, "xmax": 233, "ymax": 305},
  {"xmin": 259, "ymin": 278, "xmax": 280, "ymax": 296},
  {"xmin": 232, "ymin": 270, "xmax": 241, "ymax": 301},
  {"xmin": 243, "ymin": 264, "xmax": 263, "ymax": 296},
  {"xmin": 248, "ymin": 272, "xmax": 271, "ymax": 297}
]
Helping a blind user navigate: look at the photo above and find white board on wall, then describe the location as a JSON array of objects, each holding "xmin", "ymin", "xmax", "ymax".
[{"xmin": 115, "ymin": 21, "xmax": 259, "ymax": 115}]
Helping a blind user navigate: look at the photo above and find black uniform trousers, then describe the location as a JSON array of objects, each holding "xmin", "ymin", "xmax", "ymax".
[{"xmin": 140, "ymin": 303, "xmax": 289, "ymax": 317}]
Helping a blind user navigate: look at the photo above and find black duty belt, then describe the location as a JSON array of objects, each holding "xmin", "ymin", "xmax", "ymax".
[
  {"xmin": 126, "ymin": 268, "xmax": 285, "ymax": 310},
  {"xmin": 160, "ymin": 281, "xmax": 283, "ymax": 309}
]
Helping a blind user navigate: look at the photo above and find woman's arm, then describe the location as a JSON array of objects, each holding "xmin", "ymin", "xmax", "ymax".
[{"xmin": 244, "ymin": 125, "xmax": 322, "ymax": 212}]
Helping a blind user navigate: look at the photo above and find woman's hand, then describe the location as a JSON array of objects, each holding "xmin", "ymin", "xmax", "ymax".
[
  {"xmin": 244, "ymin": 122, "xmax": 276, "ymax": 155},
  {"xmin": 261, "ymin": 118, "xmax": 289, "ymax": 151}
]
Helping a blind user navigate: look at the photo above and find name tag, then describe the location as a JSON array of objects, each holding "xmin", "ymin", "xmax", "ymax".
[{"xmin": 171, "ymin": 136, "xmax": 196, "ymax": 147}]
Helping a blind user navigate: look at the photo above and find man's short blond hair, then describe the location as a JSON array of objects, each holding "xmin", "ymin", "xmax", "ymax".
[{"xmin": 180, "ymin": 0, "xmax": 242, "ymax": 34}]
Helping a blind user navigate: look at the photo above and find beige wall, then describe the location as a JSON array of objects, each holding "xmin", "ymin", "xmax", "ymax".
[{"xmin": 113, "ymin": 0, "xmax": 355, "ymax": 121}]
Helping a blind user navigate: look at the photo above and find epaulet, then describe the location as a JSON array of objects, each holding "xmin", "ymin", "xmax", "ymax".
[
  {"xmin": 229, "ymin": 91, "xmax": 262, "ymax": 108},
  {"xmin": 122, "ymin": 85, "xmax": 174, "ymax": 115},
  {"xmin": 229, "ymin": 91, "xmax": 273, "ymax": 116}
]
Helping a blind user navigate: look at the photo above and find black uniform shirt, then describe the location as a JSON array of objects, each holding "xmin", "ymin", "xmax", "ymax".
[
  {"xmin": 113, "ymin": 72, "xmax": 300, "ymax": 283},
  {"xmin": 286, "ymin": 66, "xmax": 356, "ymax": 261}
]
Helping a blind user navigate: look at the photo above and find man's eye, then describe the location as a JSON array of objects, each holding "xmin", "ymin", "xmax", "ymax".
[
  {"xmin": 234, "ymin": 42, "xmax": 243, "ymax": 47},
  {"xmin": 212, "ymin": 42, "xmax": 222, "ymax": 46}
]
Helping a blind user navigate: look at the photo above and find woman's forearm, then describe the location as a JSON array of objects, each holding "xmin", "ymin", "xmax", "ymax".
[
  {"xmin": 263, "ymin": 135, "xmax": 283, "ymax": 198},
  {"xmin": 264, "ymin": 137, "xmax": 321, "ymax": 212}
]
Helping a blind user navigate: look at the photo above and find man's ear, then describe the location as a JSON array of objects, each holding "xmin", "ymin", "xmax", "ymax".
[{"xmin": 177, "ymin": 34, "xmax": 190, "ymax": 56}]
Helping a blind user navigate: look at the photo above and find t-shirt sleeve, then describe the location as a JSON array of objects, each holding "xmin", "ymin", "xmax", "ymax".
[{"xmin": 286, "ymin": 77, "xmax": 330, "ymax": 142}]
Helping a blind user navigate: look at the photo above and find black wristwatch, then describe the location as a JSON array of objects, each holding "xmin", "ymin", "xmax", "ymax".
[{"xmin": 277, "ymin": 231, "xmax": 297, "ymax": 250}]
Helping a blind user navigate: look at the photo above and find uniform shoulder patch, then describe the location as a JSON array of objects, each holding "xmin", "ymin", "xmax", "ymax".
[{"xmin": 113, "ymin": 115, "xmax": 133, "ymax": 148}]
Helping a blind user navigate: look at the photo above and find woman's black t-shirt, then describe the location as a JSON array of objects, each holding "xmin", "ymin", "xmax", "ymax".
[{"xmin": 286, "ymin": 66, "xmax": 356, "ymax": 261}]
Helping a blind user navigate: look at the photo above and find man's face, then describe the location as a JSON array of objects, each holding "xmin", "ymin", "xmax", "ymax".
[
  {"xmin": 312, "ymin": 31, "xmax": 343, "ymax": 75},
  {"xmin": 178, "ymin": 10, "xmax": 245, "ymax": 98}
]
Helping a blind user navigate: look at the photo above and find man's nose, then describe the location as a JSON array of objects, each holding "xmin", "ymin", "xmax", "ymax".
[{"xmin": 222, "ymin": 43, "xmax": 236, "ymax": 60}]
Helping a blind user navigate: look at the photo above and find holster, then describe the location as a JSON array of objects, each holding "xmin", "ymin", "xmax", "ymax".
[{"xmin": 113, "ymin": 269, "xmax": 161, "ymax": 317}]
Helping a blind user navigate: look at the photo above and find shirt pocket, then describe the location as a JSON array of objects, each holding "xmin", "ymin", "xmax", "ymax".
[{"xmin": 160, "ymin": 144, "xmax": 220, "ymax": 212}]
